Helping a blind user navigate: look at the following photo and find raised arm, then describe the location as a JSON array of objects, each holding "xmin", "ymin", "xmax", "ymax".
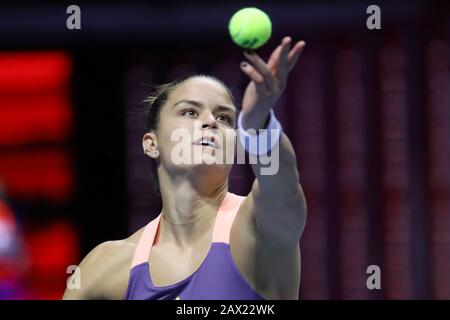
[{"xmin": 238, "ymin": 36, "xmax": 307, "ymax": 249}]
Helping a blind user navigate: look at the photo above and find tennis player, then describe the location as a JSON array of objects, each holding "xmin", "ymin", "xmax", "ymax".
[{"xmin": 63, "ymin": 36, "xmax": 307, "ymax": 300}]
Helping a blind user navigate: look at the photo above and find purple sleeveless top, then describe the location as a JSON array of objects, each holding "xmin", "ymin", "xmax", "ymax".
[{"xmin": 124, "ymin": 192, "xmax": 265, "ymax": 300}]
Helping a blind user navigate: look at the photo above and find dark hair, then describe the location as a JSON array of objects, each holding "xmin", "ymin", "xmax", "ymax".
[{"xmin": 144, "ymin": 74, "xmax": 235, "ymax": 196}]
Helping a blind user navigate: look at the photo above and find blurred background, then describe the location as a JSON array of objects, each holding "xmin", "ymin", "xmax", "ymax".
[{"xmin": 0, "ymin": 0, "xmax": 449, "ymax": 299}]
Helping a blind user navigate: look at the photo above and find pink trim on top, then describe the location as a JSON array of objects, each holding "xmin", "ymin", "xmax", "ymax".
[
  {"xmin": 211, "ymin": 192, "xmax": 245, "ymax": 243},
  {"xmin": 130, "ymin": 192, "xmax": 246, "ymax": 270},
  {"xmin": 131, "ymin": 214, "xmax": 162, "ymax": 269}
]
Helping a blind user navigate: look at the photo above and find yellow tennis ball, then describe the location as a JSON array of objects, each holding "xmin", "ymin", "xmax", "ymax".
[{"xmin": 228, "ymin": 7, "xmax": 272, "ymax": 49}]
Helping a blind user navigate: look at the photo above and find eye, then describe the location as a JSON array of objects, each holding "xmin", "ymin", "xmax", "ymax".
[
  {"xmin": 181, "ymin": 108, "xmax": 198, "ymax": 117},
  {"xmin": 216, "ymin": 114, "xmax": 232, "ymax": 124}
]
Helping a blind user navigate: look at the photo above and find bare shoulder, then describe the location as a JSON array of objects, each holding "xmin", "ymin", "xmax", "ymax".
[
  {"xmin": 62, "ymin": 227, "xmax": 145, "ymax": 300},
  {"xmin": 230, "ymin": 193, "xmax": 301, "ymax": 300}
]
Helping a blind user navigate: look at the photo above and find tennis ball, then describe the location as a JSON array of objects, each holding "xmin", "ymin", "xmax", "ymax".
[{"xmin": 228, "ymin": 7, "xmax": 272, "ymax": 49}]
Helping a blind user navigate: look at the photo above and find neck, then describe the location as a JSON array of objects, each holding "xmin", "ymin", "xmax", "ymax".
[{"xmin": 156, "ymin": 166, "xmax": 229, "ymax": 249}]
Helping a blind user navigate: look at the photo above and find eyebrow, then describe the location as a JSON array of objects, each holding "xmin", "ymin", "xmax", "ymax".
[{"xmin": 173, "ymin": 99, "xmax": 237, "ymax": 116}]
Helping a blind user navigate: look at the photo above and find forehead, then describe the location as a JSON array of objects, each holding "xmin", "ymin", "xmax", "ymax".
[{"xmin": 169, "ymin": 77, "xmax": 233, "ymax": 106}]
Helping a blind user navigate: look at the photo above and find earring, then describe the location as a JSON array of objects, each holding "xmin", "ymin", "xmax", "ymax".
[{"xmin": 145, "ymin": 149, "xmax": 159, "ymax": 157}]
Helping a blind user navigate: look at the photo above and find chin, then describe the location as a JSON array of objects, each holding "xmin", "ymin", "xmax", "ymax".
[{"xmin": 190, "ymin": 159, "xmax": 232, "ymax": 175}]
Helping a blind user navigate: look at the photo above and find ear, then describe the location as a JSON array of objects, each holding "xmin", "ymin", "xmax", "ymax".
[{"xmin": 143, "ymin": 131, "xmax": 159, "ymax": 159}]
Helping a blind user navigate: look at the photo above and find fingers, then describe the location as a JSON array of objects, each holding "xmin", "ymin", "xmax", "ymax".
[
  {"xmin": 287, "ymin": 41, "xmax": 306, "ymax": 72},
  {"xmin": 239, "ymin": 37, "xmax": 306, "ymax": 94},
  {"xmin": 267, "ymin": 44, "xmax": 282, "ymax": 72},
  {"xmin": 275, "ymin": 36, "xmax": 292, "ymax": 79},
  {"xmin": 280, "ymin": 36, "xmax": 292, "ymax": 62},
  {"xmin": 240, "ymin": 61, "xmax": 269, "ymax": 94},
  {"xmin": 243, "ymin": 50, "xmax": 276, "ymax": 91}
]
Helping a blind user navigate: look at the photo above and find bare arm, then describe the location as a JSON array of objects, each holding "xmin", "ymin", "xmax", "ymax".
[
  {"xmin": 250, "ymin": 133, "xmax": 307, "ymax": 248},
  {"xmin": 239, "ymin": 36, "xmax": 307, "ymax": 249},
  {"xmin": 62, "ymin": 240, "xmax": 134, "ymax": 300},
  {"xmin": 229, "ymin": 37, "xmax": 306, "ymax": 299}
]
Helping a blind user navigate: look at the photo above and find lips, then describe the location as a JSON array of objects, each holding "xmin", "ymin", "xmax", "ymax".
[{"xmin": 193, "ymin": 136, "xmax": 217, "ymax": 148}]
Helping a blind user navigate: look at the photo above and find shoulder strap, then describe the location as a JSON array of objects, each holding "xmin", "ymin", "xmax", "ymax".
[
  {"xmin": 130, "ymin": 192, "xmax": 246, "ymax": 269},
  {"xmin": 212, "ymin": 192, "xmax": 246, "ymax": 244},
  {"xmin": 130, "ymin": 214, "xmax": 161, "ymax": 269}
]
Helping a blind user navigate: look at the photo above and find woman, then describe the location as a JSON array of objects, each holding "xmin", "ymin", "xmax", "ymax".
[{"xmin": 63, "ymin": 36, "xmax": 307, "ymax": 300}]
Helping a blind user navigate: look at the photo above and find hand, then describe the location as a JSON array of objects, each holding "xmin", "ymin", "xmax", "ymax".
[{"xmin": 240, "ymin": 36, "xmax": 305, "ymax": 130}]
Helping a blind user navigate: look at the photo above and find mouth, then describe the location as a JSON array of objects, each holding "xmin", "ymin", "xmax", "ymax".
[{"xmin": 193, "ymin": 136, "xmax": 217, "ymax": 149}]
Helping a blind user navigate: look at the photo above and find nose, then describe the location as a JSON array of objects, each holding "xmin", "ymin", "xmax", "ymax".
[{"xmin": 201, "ymin": 111, "xmax": 218, "ymax": 129}]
